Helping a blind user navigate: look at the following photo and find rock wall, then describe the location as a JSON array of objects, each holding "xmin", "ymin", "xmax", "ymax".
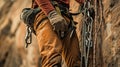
[
  {"xmin": 0, "ymin": 0, "xmax": 41, "ymax": 67},
  {"xmin": 102, "ymin": 0, "xmax": 120, "ymax": 66},
  {"xmin": 70, "ymin": 0, "xmax": 120, "ymax": 67}
]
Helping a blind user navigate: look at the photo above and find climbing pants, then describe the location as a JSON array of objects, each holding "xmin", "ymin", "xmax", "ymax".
[{"xmin": 33, "ymin": 11, "xmax": 81, "ymax": 67}]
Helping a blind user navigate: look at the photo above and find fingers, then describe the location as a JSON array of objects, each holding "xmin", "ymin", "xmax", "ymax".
[
  {"xmin": 60, "ymin": 31, "xmax": 64, "ymax": 38},
  {"xmin": 53, "ymin": 25, "xmax": 65, "ymax": 38},
  {"xmin": 51, "ymin": 18, "xmax": 68, "ymax": 38},
  {"xmin": 53, "ymin": 25, "xmax": 56, "ymax": 31},
  {"xmin": 56, "ymin": 30, "xmax": 65, "ymax": 38}
]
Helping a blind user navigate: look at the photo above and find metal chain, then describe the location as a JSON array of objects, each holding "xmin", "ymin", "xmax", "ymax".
[
  {"xmin": 81, "ymin": 0, "xmax": 93, "ymax": 67},
  {"xmin": 25, "ymin": 25, "xmax": 32, "ymax": 48}
]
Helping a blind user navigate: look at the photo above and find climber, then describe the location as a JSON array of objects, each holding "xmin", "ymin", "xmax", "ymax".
[{"xmin": 20, "ymin": 0, "xmax": 84, "ymax": 67}]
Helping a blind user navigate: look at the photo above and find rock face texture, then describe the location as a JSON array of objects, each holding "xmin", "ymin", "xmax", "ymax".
[
  {"xmin": 0, "ymin": 0, "xmax": 41, "ymax": 67},
  {"xmin": 102, "ymin": 0, "xmax": 120, "ymax": 67},
  {"xmin": 0, "ymin": 0, "xmax": 120, "ymax": 67},
  {"xmin": 71, "ymin": 0, "xmax": 120, "ymax": 67}
]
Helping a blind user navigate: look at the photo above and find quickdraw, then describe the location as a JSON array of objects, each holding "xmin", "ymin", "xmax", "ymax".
[
  {"xmin": 25, "ymin": 25, "xmax": 32, "ymax": 48},
  {"xmin": 81, "ymin": 0, "xmax": 94, "ymax": 67}
]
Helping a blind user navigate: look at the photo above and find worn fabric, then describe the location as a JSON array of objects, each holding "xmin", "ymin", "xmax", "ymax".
[
  {"xmin": 33, "ymin": 10, "xmax": 81, "ymax": 67},
  {"xmin": 32, "ymin": 0, "xmax": 84, "ymax": 15}
]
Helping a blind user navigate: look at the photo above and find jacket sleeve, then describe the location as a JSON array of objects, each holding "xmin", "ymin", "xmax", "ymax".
[
  {"xmin": 76, "ymin": 0, "xmax": 84, "ymax": 4},
  {"xmin": 32, "ymin": 0, "xmax": 38, "ymax": 8},
  {"xmin": 35, "ymin": 0, "xmax": 55, "ymax": 15}
]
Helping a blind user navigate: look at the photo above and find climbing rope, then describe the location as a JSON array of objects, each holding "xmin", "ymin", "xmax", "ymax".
[
  {"xmin": 81, "ymin": 0, "xmax": 94, "ymax": 67},
  {"xmin": 93, "ymin": 0, "xmax": 104, "ymax": 67}
]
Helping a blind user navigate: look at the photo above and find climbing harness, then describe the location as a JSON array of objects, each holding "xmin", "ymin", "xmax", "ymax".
[
  {"xmin": 81, "ymin": 0, "xmax": 94, "ymax": 67},
  {"xmin": 51, "ymin": 1, "xmax": 76, "ymax": 39}
]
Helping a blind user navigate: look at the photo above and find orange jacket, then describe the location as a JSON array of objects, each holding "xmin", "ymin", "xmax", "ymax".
[{"xmin": 32, "ymin": 0, "xmax": 84, "ymax": 15}]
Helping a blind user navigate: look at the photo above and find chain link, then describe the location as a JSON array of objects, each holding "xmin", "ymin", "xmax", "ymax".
[
  {"xmin": 81, "ymin": 0, "xmax": 93, "ymax": 67},
  {"xmin": 25, "ymin": 25, "xmax": 32, "ymax": 48}
]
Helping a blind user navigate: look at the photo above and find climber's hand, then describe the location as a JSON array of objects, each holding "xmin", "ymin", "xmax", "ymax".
[{"xmin": 48, "ymin": 10, "xmax": 68, "ymax": 38}]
